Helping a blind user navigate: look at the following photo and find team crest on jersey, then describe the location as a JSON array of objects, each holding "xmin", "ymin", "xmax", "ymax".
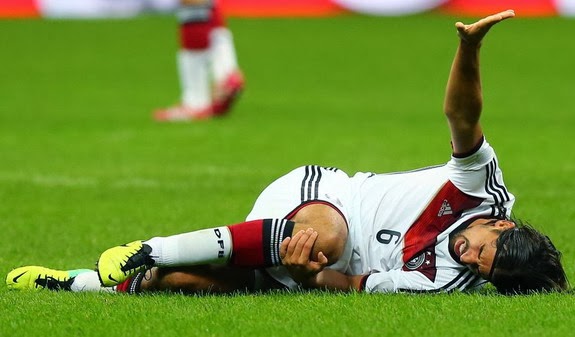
[
  {"xmin": 405, "ymin": 252, "xmax": 426, "ymax": 270},
  {"xmin": 403, "ymin": 249, "xmax": 437, "ymax": 281}
]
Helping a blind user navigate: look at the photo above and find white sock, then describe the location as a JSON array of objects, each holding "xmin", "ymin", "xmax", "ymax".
[
  {"xmin": 144, "ymin": 226, "xmax": 232, "ymax": 266},
  {"xmin": 209, "ymin": 27, "xmax": 239, "ymax": 84},
  {"xmin": 177, "ymin": 49, "xmax": 211, "ymax": 109},
  {"xmin": 70, "ymin": 270, "xmax": 115, "ymax": 293}
]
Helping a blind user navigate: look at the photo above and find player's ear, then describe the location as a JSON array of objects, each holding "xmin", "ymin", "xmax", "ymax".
[{"xmin": 493, "ymin": 220, "xmax": 515, "ymax": 230}]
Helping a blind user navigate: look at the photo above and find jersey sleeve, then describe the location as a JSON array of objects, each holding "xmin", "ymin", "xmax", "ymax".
[
  {"xmin": 363, "ymin": 268, "xmax": 485, "ymax": 293},
  {"xmin": 448, "ymin": 137, "xmax": 494, "ymax": 171},
  {"xmin": 446, "ymin": 138, "xmax": 493, "ymax": 195},
  {"xmin": 445, "ymin": 138, "xmax": 514, "ymax": 216}
]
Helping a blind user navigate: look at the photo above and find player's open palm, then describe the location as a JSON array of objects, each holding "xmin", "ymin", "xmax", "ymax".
[
  {"xmin": 280, "ymin": 228, "xmax": 328, "ymax": 283},
  {"xmin": 456, "ymin": 9, "xmax": 515, "ymax": 45}
]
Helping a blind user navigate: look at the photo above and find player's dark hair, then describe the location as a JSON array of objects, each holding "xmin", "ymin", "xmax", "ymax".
[{"xmin": 489, "ymin": 221, "xmax": 569, "ymax": 295}]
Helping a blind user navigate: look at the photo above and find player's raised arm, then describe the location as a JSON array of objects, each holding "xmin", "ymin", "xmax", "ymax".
[{"xmin": 444, "ymin": 10, "xmax": 515, "ymax": 154}]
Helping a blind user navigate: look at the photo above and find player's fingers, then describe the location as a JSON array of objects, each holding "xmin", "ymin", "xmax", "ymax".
[
  {"xmin": 493, "ymin": 9, "xmax": 515, "ymax": 21},
  {"xmin": 317, "ymin": 251, "xmax": 328, "ymax": 266},
  {"xmin": 458, "ymin": 10, "xmax": 514, "ymax": 36},
  {"xmin": 479, "ymin": 10, "xmax": 515, "ymax": 29},
  {"xmin": 286, "ymin": 230, "xmax": 304, "ymax": 258},
  {"xmin": 293, "ymin": 228, "xmax": 314, "ymax": 261},
  {"xmin": 455, "ymin": 22, "xmax": 467, "ymax": 38},
  {"xmin": 279, "ymin": 237, "xmax": 290, "ymax": 260},
  {"xmin": 308, "ymin": 252, "xmax": 328, "ymax": 272},
  {"xmin": 289, "ymin": 229, "xmax": 307, "ymax": 257},
  {"xmin": 298, "ymin": 230, "xmax": 318, "ymax": 263}
]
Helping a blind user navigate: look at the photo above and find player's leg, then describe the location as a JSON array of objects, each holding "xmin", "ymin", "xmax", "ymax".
[
  {"xmin": 208, "ymin": 1, "xmax": 244, "ymax": 116},
  {"xmin": 154, "ymin": 0, "xmax": 215, "ymax": 121},
  {"xmin": 96, "ymin": 204, "xmax": 346, "ymax": 292},
  {"xmin": 112, "ymin": 207, "xmax": 345, "ymax": 295},
  {"xmin": 7, "ymin": 166, "xmax": 349, "ymax": 291},
  {"xmin": 148, "ymin": 205, "xmax": 348, "ymax": 293},
  {"xmin": 7, "ymin": 166, "xmax": 349, "ymax": 292},
  {"xmin": 126, "ymin": 205, "xmax": 348, "ymax": 293},
  {"xmin": 141, "ymin": 266, "xmax": 253, "ymax": 293},
  {"xmin": 97, "ymin": 166, "xmax": 350, "ymax": 287},
  {"xmin": 120, "ymin": 266, "xmax": 258, "ymax": 294},
  {"xmin": 96, "ymin": 209, "xmax": 346, "ymax": 292},
  {"xmin": 4, "ymin": 263, "xmax": 282, "ymax": 294},
  {"xmin": 97, "ymin": 219, "xmax": 295, "ymax": 287}
]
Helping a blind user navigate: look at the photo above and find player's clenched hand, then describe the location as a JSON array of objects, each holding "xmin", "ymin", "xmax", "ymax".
[
  {"xmin": 280, "ymin": 228, "xmax": 328, "ymax": 284},
  {"xmin": 456, "ymin": 9, "xmax": 515, "ymax": 45}
]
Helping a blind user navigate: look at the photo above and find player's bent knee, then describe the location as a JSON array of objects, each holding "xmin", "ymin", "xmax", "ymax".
[
  {"xmin": 290, "ymin": 203, "xmax": 348, "ymax": 264},
  {"xmin": 313, "ymin": 225, "xmax": 348, "ymax": 264}
]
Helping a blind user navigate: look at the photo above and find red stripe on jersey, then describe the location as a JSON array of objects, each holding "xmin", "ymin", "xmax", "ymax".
[{"xmin": 402, "ymin": 181, "xmax": 484, "ymax": 264}]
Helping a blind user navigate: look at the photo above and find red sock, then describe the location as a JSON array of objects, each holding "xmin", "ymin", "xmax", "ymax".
[
  {"xmin": 228, "ymin": 219, "xmax": 295, "ymax": 267},
  {"xmin": 179, "ymin": 5, "xmax": 224, "ymax": 50},
  {"xmin": 115, "ymin": 272, "xmax": 146, "ymax": 294},
  {"xmin": 116, "ymin": 278, "xmax": 131, "ymax": 293}
]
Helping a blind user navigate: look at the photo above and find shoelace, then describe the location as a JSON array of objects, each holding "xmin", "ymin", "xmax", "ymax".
[{"xmin": 35, "ymin": 275, "xmax": 68, "ymax": 290}]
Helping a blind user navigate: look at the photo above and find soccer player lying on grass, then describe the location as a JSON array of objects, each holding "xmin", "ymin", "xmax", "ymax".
[{"xmin": 6, "ymin": 10, "xmax": 569, "ymax": 295}]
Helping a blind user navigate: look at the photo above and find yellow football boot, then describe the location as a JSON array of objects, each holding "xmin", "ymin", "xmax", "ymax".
[
  {"xmin": 97, "ymin": 240, "xmax": 154, "ymax": 287},
  {"xmin": 6, "ymin": 266, "xmax": 88, "ymax": 291}
]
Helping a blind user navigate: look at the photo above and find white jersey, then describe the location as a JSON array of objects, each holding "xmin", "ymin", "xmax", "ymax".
[
  {"xmin": 348, "ymin": 138, "xmax": 514, "ymax": 293},
  {"xmin": 246, "ymin": 138, "xmax": 514, "ymax": 293}
]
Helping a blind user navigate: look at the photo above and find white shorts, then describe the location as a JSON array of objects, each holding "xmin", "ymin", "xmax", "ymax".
[{"xmin": 246, "ymin": 165, "xmax": 355, "ymax": 289}]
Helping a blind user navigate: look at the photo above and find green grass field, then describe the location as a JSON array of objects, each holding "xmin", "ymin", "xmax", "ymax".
[{"xmin": 1, "ymin": 13, "xmax": 574, "ymax": 337}]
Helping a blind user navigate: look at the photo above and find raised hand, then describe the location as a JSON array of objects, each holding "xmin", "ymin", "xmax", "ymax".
[{"xmin": 456, "ymin": 9, "xmax": 515, "ymax": 45}]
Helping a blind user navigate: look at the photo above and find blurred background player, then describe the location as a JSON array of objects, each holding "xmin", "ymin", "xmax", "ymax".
[{"xmin": 154, "ymin": 0, "xmax": 244, "ymax": 121}]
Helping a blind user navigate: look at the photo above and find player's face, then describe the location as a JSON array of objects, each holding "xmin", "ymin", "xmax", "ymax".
[{"xmin": 451, "ymin": 220, "xmax": 516, "ymax": 279}]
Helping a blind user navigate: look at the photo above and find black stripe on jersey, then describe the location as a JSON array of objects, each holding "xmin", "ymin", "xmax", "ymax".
[
  {"xmin": 438, "ymin": 270, "xmax": 479, "ymax": 293},
  {"xmin": 301, "ymin": 166, "xmax": 310, "ymax": 202},
  {"xmin": 455, "ymin": 271, "xmax": 477, "ymax": 290},
  {"xmin": 307, "ymin": 166, "xmax": 317, "ymax": 200},
  {"xmin": 314, "ymin": 167, "xmax": 322, "ymax": 199},
  {"xmin": 490, "ymin": 205, "xmax": 497, "ymax": 218},
  {"xmin": 397, "ymin": 269, "xmax": 474, "ymax": 294},
  {"xmin": 463, "ymin": 277, "xmax": 489, "ymax": 291},
  {"xmin": 485, "ymin": 161, "xmax": 503, "ymax": 204},
  {"xmin": 446, "ymin": 270, "xmax": 486, "ymax": 292},
  {"xmin": 484, "ymin": 159, "xmax": 510, "ymax": 217},
  {"xmin": 301, "ymin": 165, "xmax": 322, "ymax": 202},
  {"xmin": 490, "ymin": 158, "xmax": 510, "ymax": 201},
  {"xmin": 489, "ymin": 205, "xmax": 507, "ymax": 218},
  {"xmin": 443, "ymin": 270, "xmax": 472, "ymax": 291}
]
